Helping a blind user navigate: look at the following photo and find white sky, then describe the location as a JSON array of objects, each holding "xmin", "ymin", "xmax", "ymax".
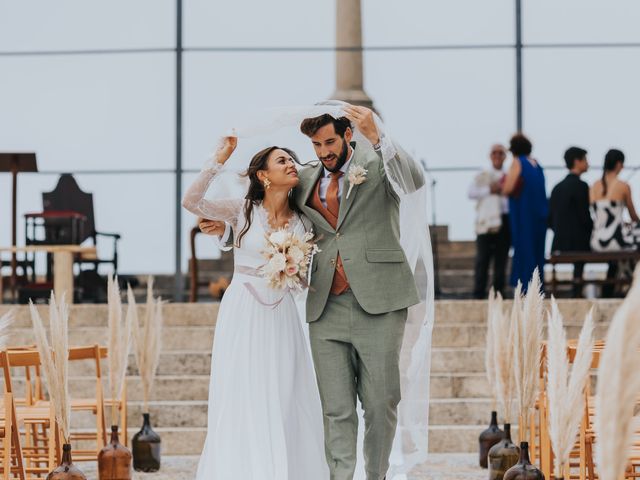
[{"xmin": 1, "ymin": 0, "xmax": 639, "ymax": 274}]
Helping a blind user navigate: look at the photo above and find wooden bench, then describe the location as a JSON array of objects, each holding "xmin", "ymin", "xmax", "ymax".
[{"xmin": 547, "ymin": 250, "xmax": 640, "ymax": 296}]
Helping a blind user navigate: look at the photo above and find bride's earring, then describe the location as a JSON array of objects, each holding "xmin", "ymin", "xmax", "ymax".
[{"xmin": 263, "ymin": 178, "xmax": 272, "ymax": 190}]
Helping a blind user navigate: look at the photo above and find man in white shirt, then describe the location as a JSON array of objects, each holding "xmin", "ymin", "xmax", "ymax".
[{"xmin": 468, "ymin": 144, "xmax": 510, "ymax": 299}]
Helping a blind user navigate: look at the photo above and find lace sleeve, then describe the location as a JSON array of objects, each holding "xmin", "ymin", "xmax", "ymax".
[{"xmin": 181, "ymin": 161, "xmax": 244, "ymax": 229}]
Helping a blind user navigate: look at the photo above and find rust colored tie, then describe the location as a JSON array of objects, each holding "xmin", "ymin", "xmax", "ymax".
[
  {"xmin": 326, "ymin": 171, "xmax": 349, "ymax": 295},
  {"xmin": 326, "ymin": 171, "xmax": 343, "ymax": 222}
]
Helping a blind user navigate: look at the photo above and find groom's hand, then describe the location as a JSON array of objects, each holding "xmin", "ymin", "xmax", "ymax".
[
  {"xmin": 198, "ymin": 218, "xmax": 226, "ymax": 236},
  {"xmin": 344, "ymin": 105, "xmax": 380, "ymax": 146}
]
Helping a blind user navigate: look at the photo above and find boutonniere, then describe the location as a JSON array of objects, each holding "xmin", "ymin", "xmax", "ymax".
[{"xmin": 346, "ymin": 165, "xmax": 368, "ymax": 199}]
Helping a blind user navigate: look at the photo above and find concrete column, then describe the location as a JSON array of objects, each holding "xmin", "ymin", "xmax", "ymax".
[{"xmin": 333, "ymin": 0, "xmax": 374, "ymax": 109}]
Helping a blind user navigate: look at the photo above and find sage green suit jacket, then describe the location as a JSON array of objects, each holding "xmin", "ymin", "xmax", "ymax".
[{"xmin": 295, "ymin": 141, "xmax": 424, "ymax": 322}]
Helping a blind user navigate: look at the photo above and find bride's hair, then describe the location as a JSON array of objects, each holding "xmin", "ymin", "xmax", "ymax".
[
  {"xmin": 601, "ymin": 148, "xmax": 624, "ymax": 196},
  {"xmin": 236, "ymin": 145, "xmax": 300, "ymax": 246}
]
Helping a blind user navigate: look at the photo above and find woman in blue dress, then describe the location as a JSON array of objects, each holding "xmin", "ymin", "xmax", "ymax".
[{"xmin": 502, "ymin": 133, "xmax": 549, "ymax": 291}]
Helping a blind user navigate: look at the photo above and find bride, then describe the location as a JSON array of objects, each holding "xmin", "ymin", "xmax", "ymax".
[{"xmin": 182, "ymin": 136, "xmax": 329, "ymax": 479}]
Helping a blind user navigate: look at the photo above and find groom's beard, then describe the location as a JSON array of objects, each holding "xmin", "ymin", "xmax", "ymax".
[{"xmin": 320, "ymin": 138, "xmax": 349, "ymax": 173}]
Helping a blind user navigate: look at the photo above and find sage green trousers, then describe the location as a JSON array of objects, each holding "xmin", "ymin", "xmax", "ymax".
[{"xmin": 309, "ymin": 291, "xmax": 407, "ymax": 480}]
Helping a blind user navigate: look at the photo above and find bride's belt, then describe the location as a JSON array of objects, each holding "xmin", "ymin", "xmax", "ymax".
[{"xmin": 234, "ymin": 265, "xmax": 289, "ymax": 309}]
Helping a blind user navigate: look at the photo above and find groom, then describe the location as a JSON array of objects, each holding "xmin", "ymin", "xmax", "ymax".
[
  {"xmin": 295, "ymin": 105, "xmax": 423, "ymax": 480},
  {"xmin": 200, "ymin": 105, "xmax": 424, "ymax": 479}
]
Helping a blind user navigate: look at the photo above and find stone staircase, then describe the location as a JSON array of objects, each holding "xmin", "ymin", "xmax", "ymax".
[{"xmin": 0, "ymin": 298, "xmax": 617, "ymax": 454}]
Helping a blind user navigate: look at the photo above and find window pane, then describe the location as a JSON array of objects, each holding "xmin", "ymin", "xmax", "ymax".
[
  {"xmin": 0, "ymin": 1, "xmax": 174, "ymax": 51},
  {"xmin": 524, "ymin": 0, "xmax": 640, "ymax": 44},
  {"xmin": 186, "ymin": 0, "xmax": 514, "ymax": 48},
  {"xmin": 0, "ymin": 54, "xmax": 175, "ymax": 171},
  {"xmin": 365, "ymin": 49, "xmax": 516, "ymax": 169},
  {"xmin": 185, "ymin": 0, "xmax": 334, "ymax": 48},
  {"xmin": 524, "ymin": 48, "xmax": 640, "ymax": 183},
  {"xmin": 364, "ymin": 0, "xmax": 514, "ymax": 46}
]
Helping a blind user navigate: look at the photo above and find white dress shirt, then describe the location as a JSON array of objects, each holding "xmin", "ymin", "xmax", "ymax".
[
  {"xmin": 318, "ymin": 148, "xmax": 355, "ymax": 208},
  {"xmin": 467, "ymin": 167, "xmax": 509, "ymax": 214}
]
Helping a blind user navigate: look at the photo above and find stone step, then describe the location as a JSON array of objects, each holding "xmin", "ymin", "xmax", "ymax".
[
  {"xmin": 68, "ymin": 401, "xmax": 209, "ymax": 429},
  {"xmin": 431, "ymin": 348, "xmax": 485, "ymax": 374},
  {"xmin": 1, "ymin": 299, "xmax": 620, "ymax": 329},
  {"xmin": 3, "ymin": 337, "xmax": 610, "ymax": 381},
  {"xmin": 432, "ymin": 323, "xmax": 610, "ymax": 348},
  {"xmin": 1, "ymin": 351, "xmax": 215, "ymax": 377},
  {"xmin": 5, "ymin": 375, "xmax": 211, "ymax": 402},
  {"xmin": 5, "ymin": 320, "xmax": 609, "ymax": 354},
  {"xmin": 68, "ymin": 397, "xmax": 508, "ymax": 430},
  {"xmin": 436, "ymin": 255, "xmax": 475, "ymax": 270},
  {"xmin": 428, "ymin": 425, "xmax": 519, "ymax": 454},
  {"xmin": 431, "ymin": 372, "xmax": 597, "ymax": 400},
  {"xmin": 438, "ymin": 270, "xmax": 474, "ymax": 290},
  {"xmin": 431, "ymin": 373, "xmax": 488, "ymax": 399},
  {"xmin": 71, "ymin": 425, "xmax": 514, "ymax": 455},
  {"xmin": 0, "ymin": 348, "xmax": 523, "ymax": 378},
  {"xmin": 433, "ymin": 299, "xmax": 620, "ymax": 325},
  {"xmin": 8, "ymin": 326, "xmax": 215, "ymax": 352},
  {"xmin": 0, "ymin": 304, "xmax": 219, "ymax": 328},
  {"xmin": 437, "ymin": 241, "xmax": 476, "ymax": 257},
  {"xmin": 6, "ymin": 367, "xmax": 600, "ymax": 406}
]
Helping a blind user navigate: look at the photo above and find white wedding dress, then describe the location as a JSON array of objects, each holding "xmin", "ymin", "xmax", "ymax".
[{"xmin": 183, "ymin": 163, "xmax": 328, "ymax": 480}]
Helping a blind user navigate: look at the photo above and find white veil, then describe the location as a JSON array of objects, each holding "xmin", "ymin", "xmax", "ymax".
[{"xmin": 216, "ymin": 101, "xmax": 435, "ymax": 479}]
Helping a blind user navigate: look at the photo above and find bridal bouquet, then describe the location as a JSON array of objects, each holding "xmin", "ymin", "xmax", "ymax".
[{"xmin": 260, "ymin": 229, "xmax": 319, "ymax": 290}]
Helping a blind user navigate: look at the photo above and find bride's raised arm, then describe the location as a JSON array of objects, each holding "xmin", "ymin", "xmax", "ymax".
[{"xmin": 181, "ymin": 136, "xmax": 244, "ymax": 229}]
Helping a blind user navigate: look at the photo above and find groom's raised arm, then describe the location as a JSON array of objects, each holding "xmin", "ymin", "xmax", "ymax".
[
  {"xmin": 343, "ymin": 105, "xmax": 425, "ymax": 195},
  {"xmin": 375, "ymin": 135, "xmax": 425, "ymax": 195}
]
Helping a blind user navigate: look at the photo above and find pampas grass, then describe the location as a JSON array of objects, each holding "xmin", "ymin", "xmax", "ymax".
[
  {"xmin": 514, "ymin": 269, "xmax": 545, "ymax": 438},
  {"xmin": 494, "ymin": 282, "xmax": 521, "ymax": 424},
  {"xmin": 107, "ymin": 274, "xmax": 133, "ymax": 426},
  {"xmin": 30, "ymin": 294, "xmax": 71, "ymax": 443},
  {"xmin": 594, "ymin": 266, "xmax": 640, "ymax": 480},
  {"xmin": 0, "ymin": 309, "xmax": 14, "ymax": 350},
  {"xmin": 486, "ymin": 288, "xmax": 502, "ymax": 411},
  {"xmin": 129, "ymin": 277, "xmax": 163, "ymax": 413},
  {"xmin": 546, "ymin": 298, "xmax": 594, "ymax": 478}
]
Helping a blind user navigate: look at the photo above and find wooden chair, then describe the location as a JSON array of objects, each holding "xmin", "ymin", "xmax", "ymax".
[
  {"xmin": 0, "ymin": 349, "xmax": 57, "ymax": 479},
  {"xmin": 67, "ymin": 345, "xmax": 126, "ymax": 450},
  {"xmin": 66, "ymin": 345, "xmax": 108, "ymax": 460},
  {"xmin": 189, "ymin": 226, "xmax": 207, "ymax": 303},
  {"xmin": 532, "ymin": 341, "xmax": 605, "ymax": 480},
  {"xmin": 0, "ymin": 350, "xmax": 26, "ymax": 480}
]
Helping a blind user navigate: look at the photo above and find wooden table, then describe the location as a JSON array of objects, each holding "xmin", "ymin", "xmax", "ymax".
[{"xmin": 0, "ymin": 245, "xmax": 97, "ymax": 304}]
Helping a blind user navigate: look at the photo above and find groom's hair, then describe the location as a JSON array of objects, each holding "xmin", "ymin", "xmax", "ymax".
[{"xmin": 300, "ymin": 114, "xmax": 352, "ymax": 138}]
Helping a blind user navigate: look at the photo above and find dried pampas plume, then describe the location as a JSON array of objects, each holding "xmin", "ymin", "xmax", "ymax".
[
  {"xmin": 514, "ymin": 269, "xmax": 545, "ymax": 438},
  {"xmin": 30, "ymin": 294, "xmax": 71, "ymax": 443},
  {"xmin": 130, "ymin": 276, "xmax": 163, "ymax": 413},
  {"xmin": 0, "ymin": 309, "xmax": 15, "ymax": 350},
  {"xmin": 546, "ymin": 298, "xmax": 594, "ymax": 478},
  {"xmin": 108, "ymin": 274, "xmax": 133, "ymax": 425},
  {"xmin": 494, "ymin": 282, "xmax": 521, "ymax": 423},
  {"xmin": 594, "ymin": 266, "xmax": 640, "ymax": 480},
  {"xmin": 485, "ymin": 288, "xmax": 501, "ymax": 411}
]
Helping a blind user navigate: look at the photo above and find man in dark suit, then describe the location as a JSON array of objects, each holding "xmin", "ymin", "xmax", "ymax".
[{"xmin": 549, "ymin": 146, "xmax": 593, "ymax": 297}]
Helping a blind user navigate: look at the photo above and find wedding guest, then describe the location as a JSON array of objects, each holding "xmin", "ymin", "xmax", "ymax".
[
  {"xmin": 502, "ymin": 133, "xmax": 549, "ymax": 291},
  {"xmin": 468, "ymin": 144, "xmax": 510, "ymax": 299},
  {"xmin": 590, "ymin": 148, "xmax": 640, "ymax": 296},
  {"xmin": 549, "ymin": 146, "xmax": 592, "ymax": 297}
]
